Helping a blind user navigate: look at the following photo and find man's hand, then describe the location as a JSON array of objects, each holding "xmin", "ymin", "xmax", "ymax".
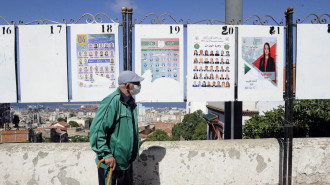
[{"xmin": 105, "ymin": 157, "xmax": 116, "ymax": 169}]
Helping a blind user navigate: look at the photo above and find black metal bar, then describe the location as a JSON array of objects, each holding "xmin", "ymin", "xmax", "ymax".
[
  {"xmin": 277, "ymin": 138, "xmax": 284, "ymax": 185},
  {"xmin": 66, "ymin": 26, "xmax": 70, "ymax": 102},
  {"xmin": 14, "ymin": 26, "xmax": 19, "ymax": 103},
  {"xmin": 287, "ymin": 8, "xmax": 294, "ymax": 185},
  {"xmin": 284, "ymin": 7, "xmax": 294, "ymax": 185},
  {"xmin": 122, "ymin": 7, "xmax": 128, "ymax": 71},
  {"xmin": 127, "ymin": 7, "xmax": 133, "ymax": 71}
]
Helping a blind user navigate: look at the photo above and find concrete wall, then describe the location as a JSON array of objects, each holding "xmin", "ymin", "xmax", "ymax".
[{"xmin": 0, "ymin": 138, "xmax": 329, "ymax": 185}]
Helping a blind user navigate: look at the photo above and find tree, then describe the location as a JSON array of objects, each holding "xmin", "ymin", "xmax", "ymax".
[
  {"xmin": 172, "ymin": 110, "xmax": 207, "ymax": 140},
  {"xmin": 243, "ymin": 99, "xmax": 330, "ymax": 139},
  {"xmin": 70, "ymin": 135, "xmax": 89, "ymax": 142},
  {"xmin": 146, "ymin": 130, "xmax": 172, "ymax": 141},
  {"xmin": 57, "ymin": 117, "xmax": 67, "ymax": 122},
  {"xmin": 69, "ymin": 113, "xmax": 76, "ymax": 118},
  {"xmin": 192, "ymin": 119, "xmax": 207, "ymax": 140},
  {"xmin": 69, "ymin": 121, "xmax": 79, "ymax": 127}
]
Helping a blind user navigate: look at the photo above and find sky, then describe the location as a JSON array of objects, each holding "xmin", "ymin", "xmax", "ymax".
[
  {"xmin": 2, "ymin": 0, "xmax": 329, "ymax": 107},
  {"xmin": 1, "ymin": 0, "xmax": 329, "ymax": 24}
]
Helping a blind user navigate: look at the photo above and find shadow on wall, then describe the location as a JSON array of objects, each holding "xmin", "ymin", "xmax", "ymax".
[{"xmin": 133, "ymin": 146, "xmax": 166, "ymax": 185}]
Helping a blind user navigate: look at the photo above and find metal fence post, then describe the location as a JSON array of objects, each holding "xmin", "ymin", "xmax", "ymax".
[
  {"xmin": 122, "ymin": 7, "xmax": 128, "ymax": 71},
  {"xmin": 284, "ymin": 7, "xmax": 294, "ymax": 185},
  {"xmin": 127, "ymin": 7, "xmax": 133, "ymax": 71}
]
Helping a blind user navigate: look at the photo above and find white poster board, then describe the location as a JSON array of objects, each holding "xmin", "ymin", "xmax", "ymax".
[
  {"xmin": 19, "ymin": 24, "xmax": 68, "ymax": 103},
  {"xmin": 296, "ymin": 24, "xmax": 330, "ymax": 99},
  {"xmin": 187, "ymin": 25, "xmax": 235, "ymax": 101},
  {"xmin": 70, "ymin": 23, "xmax": 119, "ymax": 102},
  {"xmin": 135, "ymin": 24, "xmax": 184, "ymax": 102},
  {"xmin": 238, "ymin": 25, "xmax": 284, "ymax": 101},
  {"xmin": 0, "ymin": 25, "xmax": 17, "ymax": 103}
]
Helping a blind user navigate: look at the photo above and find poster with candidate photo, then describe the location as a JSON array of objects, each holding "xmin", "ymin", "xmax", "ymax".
[
  {"xmin": 19, "ymin": 24, "xmax": 68, "ymax": 103},
  {"xmin": 187, "ymin": 25, "xmax": 235, "ymax": 101},
  {"xmin": 296, "ymin": 24, "xmax": 330, "ymax": 99},
  {"xmin": 70, "ymin": 24, "xmax": 119, "ymax": 102},
  {"xmin": 141, "ymin": 38, "xmax": 180, "ymax": 82},
  {"xmin": 135, "ymin": 24, "xmax": 184, "ymax": 102},
  {"xmin": 238, "ymin": 25, "xmax": 284, "ymax": 101},
  {"xmin": 0, "ymin": 25, "xmax": 17, "ymax": 103}
]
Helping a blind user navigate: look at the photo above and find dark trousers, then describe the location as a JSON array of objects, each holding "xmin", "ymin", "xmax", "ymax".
[{"xmin": 98, "ymin": 166, "xmax": 133, "ymax": 185}]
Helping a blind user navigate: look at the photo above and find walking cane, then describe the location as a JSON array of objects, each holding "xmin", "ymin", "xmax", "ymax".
[{"xmin": 97, "ymin": 159, "xmax": 113, "ymax": 185}]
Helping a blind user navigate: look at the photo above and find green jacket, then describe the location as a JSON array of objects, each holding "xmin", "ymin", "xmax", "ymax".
[{"xmin": 90, "ymin": 88, "xmax": 139, "ymax": 170}]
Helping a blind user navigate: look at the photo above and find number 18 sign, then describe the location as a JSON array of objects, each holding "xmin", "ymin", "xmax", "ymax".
[{"xmin": 70, "ymin": 23, "xmax": 119, "ymax": 102}]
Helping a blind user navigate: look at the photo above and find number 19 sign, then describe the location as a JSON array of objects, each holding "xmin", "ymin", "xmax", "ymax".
[{"xmin": 135, "ymin": 24, "xmax": 184, "ymax": 102}]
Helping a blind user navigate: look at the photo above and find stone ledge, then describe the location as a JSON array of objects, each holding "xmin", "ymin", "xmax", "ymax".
[{"xmin": 0, "ymin": 138, "xmax": 328, "ymax": 185}]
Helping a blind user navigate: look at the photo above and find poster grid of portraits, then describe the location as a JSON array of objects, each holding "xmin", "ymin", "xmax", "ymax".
[
  {"xmin": 70, "ymin": 23, "xmax": 120, "ymax": 102},
  {"xmin": 135, "ymin": 24, "xmax": 184, "ymax": 102},
  {"xmin": 76, "ymin": 34, "xmax": 116, "ymax": 87},
  {"xmin": 0, "ymin": 23, "xmax": 296, "ymax": 103},
  {"xmin": 187, "ymin": 25, "xmax": 235, "ymax": 101}
]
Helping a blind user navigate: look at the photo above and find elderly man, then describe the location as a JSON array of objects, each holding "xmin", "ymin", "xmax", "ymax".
[{"xmin": 90, "ymin": 71, "xmax": 144, "ymax": 185}]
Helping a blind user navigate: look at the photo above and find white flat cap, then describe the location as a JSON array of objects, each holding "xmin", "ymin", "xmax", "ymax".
[{"xmin": 118, "ymin": 71, "xmax": 144, "ymax": 85}]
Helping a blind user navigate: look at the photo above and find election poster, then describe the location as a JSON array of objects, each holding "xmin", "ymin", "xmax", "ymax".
[
  {"xmin": 296, "ymin": 24, "xmax": 330, "ymax": 99},
  {"xmin": 135, "ymin": 24, "xmax": 184, "ymax": 102},
  {"xmin": 18, "ymin": 24, "xmax": 68, "ymax": 103},
  {"xmin": 141, "ymin": 38, "xmax": 180, "ymax": 82},
  {"xmin": 0, "ymin": 25, "xmax": 17, "ymax": 103},
  {"xmin": 187, "ymin": 25, "xmax": 235, "ymax": 101},
  {"xmin": 70, "ymin": 24, "xmax": 119, "ymax": 102},
  {"xmin": 238, "ymin": 25, "xmax": 284, "ymax": 101}
]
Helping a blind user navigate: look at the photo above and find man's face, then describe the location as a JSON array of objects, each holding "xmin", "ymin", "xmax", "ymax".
[{"xmin": 126, "ymin": 82, "xmax": 141, "ymax": 96}]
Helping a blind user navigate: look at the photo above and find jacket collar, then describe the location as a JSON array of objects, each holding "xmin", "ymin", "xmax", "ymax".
[{"xmin": 116, "ymin": 88, "xmax": 136, "ymax": 107}]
